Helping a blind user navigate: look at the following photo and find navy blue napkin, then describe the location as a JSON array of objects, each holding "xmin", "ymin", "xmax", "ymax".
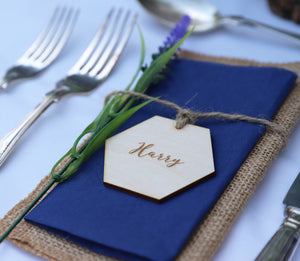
[{"xmin": 26, "ymin": 59, "xmax": 297, "ymax": 261}]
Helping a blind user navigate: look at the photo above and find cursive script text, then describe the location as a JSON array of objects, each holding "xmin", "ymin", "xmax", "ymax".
[{"xmin": 129, "ymin": 142, "xmax": 184, "ymax": 168}]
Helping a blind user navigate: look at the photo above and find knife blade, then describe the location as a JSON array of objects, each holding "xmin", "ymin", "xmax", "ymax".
[{"xmin": 256, "ymin": 173, "xmax": 300, "ymax": 261}]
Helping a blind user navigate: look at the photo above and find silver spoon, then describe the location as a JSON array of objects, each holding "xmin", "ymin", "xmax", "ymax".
[{"xmin": 138, "ymin": 0, "xmax": 300, "ymax": 43}]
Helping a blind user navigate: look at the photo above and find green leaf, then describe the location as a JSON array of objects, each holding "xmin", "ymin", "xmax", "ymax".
[
  {"xmin": 81, "ymin": 98, "xmax": 155, "ymax": 160},
  {"xmin": 125, "ymin": 22, "xmax": 145, "ymax": 92}
]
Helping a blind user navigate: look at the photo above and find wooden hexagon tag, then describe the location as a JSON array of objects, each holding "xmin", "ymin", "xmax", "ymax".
[{"xmin": 103, "ymin": 116, "xmax": 215, "ymax": 202}]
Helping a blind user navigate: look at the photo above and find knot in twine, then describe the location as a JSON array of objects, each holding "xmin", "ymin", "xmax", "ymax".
[
  {"xmin": 175, "ymin": 109, "xmax": 198, "ymax": 129},
  {"xmin": 105, "ymin": 90, "xmax": 288, "ymax": 142}
]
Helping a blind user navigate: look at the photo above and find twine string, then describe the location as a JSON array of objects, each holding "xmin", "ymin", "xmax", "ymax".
[{"xmin": 105, "ymin": 90, "xmax": 288, "ymax": 141}]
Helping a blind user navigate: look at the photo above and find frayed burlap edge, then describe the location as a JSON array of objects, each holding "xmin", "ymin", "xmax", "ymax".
[{"xmin": 1, "ymin": 50, "xmax": 300, "ymax": 261}]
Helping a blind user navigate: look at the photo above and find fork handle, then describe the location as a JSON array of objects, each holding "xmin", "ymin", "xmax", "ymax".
[{"xmin": 0, "ymin": 94, "xmax": 56, "ymax": 167}]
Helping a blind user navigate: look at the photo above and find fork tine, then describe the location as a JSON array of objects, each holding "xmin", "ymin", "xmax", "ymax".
[
  {"xmin": 37, "ymin": 8, "xmax": 79, "ymax": 66},
  {"xmin": 93, "ymin": 11, "xmax": 137, "ymax": 79},
  {"xmin": 28, "ymin": 6, "xmax": 67, "ymax": 61},
  {"xmin": 29, "ymin": 6, "xmax": 77, "ymax": 63},
  {"xmin": 79, "ymin": 8, "xmax": 123, "ymax": 74},
  {"xmin": 68, "ymin": 8, "xmax": 114, "ymax": 75},
  {"xmin": 18, "ymin": 6, "xmax": 65, "ymax": 63},
  {"xmin": 0, "ymin": 6, "xmax": 78, "ymax": 91}
]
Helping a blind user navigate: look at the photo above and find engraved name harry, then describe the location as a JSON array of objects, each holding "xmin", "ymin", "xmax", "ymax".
[{"xmin": 129, "ymin": 142, "xmax": 184, "ymax": 167}]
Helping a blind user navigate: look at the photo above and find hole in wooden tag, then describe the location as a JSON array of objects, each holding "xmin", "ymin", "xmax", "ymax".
[{"xmin": 103, "ymin": 116, "xmax": 215, "ymax": 203}]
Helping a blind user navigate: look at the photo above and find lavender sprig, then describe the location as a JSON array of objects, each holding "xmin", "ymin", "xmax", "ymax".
[
  {"xmin": 142, "ymin": 15, "xmax": 191, "ymax": 83},
  {"xmin": 155, "ymin": 15, "xmax": 191, "ymax": 59}
]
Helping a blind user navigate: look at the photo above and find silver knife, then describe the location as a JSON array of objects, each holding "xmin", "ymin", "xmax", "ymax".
[{"xmin": 256, "ymin": 173, "xmax": 300, "ymax": 261}]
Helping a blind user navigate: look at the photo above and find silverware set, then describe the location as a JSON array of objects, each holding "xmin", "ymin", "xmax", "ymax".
[
  {"xmin": 1, "ymin": 2, "xmax": 300, "ymax": 261},
  {"xmin": 0, "ymin": 7, "xmax": 136, "ymax": 167}
]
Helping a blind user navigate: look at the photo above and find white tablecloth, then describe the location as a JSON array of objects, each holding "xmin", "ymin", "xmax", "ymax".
[{"xmin": 0, "ymin": 0, "xmax": 300, "ymax": 260}]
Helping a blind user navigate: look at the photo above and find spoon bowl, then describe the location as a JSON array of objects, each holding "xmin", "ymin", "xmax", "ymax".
[
  {"xmin": 138, "ymin": 0, "xmax": 221, "ymax": 32},
  {"xmin": 138, "ymin": 0, "xmax": 300, "ymax": 43}
]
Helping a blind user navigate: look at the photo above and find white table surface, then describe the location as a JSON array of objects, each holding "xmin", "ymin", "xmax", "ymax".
[{"xmin": 0, "ymin": 0, "xmax": 300, "ymax": 260}]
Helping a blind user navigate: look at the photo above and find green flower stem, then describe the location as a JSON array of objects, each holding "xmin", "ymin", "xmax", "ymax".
[
  {"xmin": 0, "ymin": 151, "xmax": 82, "ymax": 243},
  {"xmin": 0, "ymin": 153, "xmax": 80, "ymax": 243},
  {"xmin": 0, "ymin": 179, "xmax": 56, "ymax": 243}
]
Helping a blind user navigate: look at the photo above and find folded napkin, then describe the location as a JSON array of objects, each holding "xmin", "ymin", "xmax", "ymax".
[{"xmin": 25, "ymin": 59, "xmax": 297, "ymax": 261}]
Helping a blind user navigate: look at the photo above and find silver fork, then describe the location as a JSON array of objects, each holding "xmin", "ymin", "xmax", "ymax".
[
  {"xmin": 0, "ymin": 8, "xmax": 136, "ymax": 167},
  {"xmin": 0, "ymin": 6, "xmax": 79, "ymax": 90}
]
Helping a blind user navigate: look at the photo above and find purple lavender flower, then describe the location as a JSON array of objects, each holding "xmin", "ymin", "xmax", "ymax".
[
  {"xmin": 161, "ymin": 15, "xmax": 191, "ymax": 50},
  {"xmin": 143, "ymin": 15, "xmax": 191, "ymax": 82}
]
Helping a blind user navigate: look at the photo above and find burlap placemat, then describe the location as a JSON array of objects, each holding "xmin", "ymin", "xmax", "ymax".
[{"xmin": 1, "ymin": 50, "xmax": 300, "ymax": 261}]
